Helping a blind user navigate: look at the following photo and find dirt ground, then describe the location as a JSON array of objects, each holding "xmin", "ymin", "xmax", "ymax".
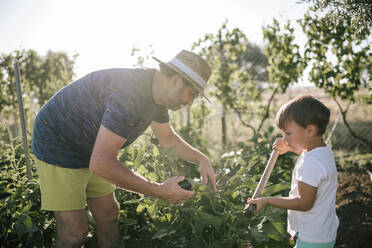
[{"xmin": 335, "ymin": 172, "xmax": 372, "ymax": 247}]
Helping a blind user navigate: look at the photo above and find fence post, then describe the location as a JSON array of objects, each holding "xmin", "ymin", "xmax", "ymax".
[{"xmin": 14, "ymin": 61, "xmax": 32, "ymax": 180}]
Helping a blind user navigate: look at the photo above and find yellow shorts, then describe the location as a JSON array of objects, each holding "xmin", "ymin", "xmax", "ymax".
[{"xmin": 35, "ymin": 157, "xmax": 116, "ymax": 211}]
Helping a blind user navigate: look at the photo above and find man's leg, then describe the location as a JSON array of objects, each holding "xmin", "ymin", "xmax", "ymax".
[
  {"xmin": 34, "ymin": 158, "xmax": 93, "ymax": 247},
  {"xmin": 87, "ymin": 192, "xmax": 120, "ymax": 248},
  {"xmin": 54, "ymin": 209, "xmax": 89, "ymax": 248}
]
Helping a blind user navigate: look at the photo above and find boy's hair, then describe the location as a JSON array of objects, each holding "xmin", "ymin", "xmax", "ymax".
[
  {"xmin": 275, "ymin": 95, "xmax": 330, "ymax": 135},
  {"xmin": 159, "ymin": 63, "xmax": 191, "ymax": 86}
]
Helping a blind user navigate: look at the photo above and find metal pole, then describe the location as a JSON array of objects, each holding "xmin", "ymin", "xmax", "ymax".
[{"xmin": 14, "ymin": 61, "xmax": 32, "ymax": 180}]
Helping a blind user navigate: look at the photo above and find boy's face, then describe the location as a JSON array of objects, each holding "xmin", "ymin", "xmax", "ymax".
[{"xmin": 282, "ymin": 120, "xmax": 308, "ymax": 154}]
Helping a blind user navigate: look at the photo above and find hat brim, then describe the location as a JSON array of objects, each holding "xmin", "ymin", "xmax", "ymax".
[{"xmin": 153, "ymin": 56, "xmax": 211, "ymax": 103}]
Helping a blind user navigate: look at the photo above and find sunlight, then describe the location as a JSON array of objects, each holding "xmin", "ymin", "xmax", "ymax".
[{"xmin": 1, "ymin": 0, "xmax": 311, "ymax": 78}]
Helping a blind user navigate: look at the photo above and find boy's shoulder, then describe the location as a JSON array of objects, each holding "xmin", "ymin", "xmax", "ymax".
[
  {"xmin": 300, "ymin": 145, "xmax": 336, "ymax": 172},
  {"xmin": 305, "ymin": 145, "xmax": 334, "ymax": 160},
  {"xmin": 295, "ymin": 145, "xmax": 337, "ymax": 186}
]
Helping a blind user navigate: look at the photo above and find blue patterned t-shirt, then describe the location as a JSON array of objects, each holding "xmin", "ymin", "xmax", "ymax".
[{"xmin": 32, "ymin": 68, "xmax": 169, "ymax": 169}]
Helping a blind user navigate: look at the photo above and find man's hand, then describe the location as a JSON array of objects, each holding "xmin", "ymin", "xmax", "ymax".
[
  {"xmin": 151, "ymin": 121, "xmax": 217, "ymax": 191},
  {"xmin": 272, "ymin": 138, "xmax": 293, "ymax": 155},
  {"xmin": 158, "ymin": 176, "xmax": 194, "ymax": 204},
  {"xmin": 199, "ymin": 156, "xmax": 216, "ymax": 191}
]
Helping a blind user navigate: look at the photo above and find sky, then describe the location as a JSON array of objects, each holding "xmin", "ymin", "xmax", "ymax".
[{"xmin": 0, "ymin": 0, "xmax": 311, "ymax": 79}]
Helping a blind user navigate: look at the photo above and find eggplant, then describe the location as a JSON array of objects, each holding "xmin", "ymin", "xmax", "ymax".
[{"xmin": 178, "ymin": 179, "xmax": 192, "ymax": 191}]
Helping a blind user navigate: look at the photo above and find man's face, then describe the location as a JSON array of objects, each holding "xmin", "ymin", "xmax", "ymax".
[{"xmin": 165, "ymin": 76, "xmax": 200, "ymax": 111}]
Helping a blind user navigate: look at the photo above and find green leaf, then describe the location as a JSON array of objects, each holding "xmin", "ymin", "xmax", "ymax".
[
  {"xmin": 21, "ymin": 203, "xmax": 32, "ymax": 213},
  {"xmin": 23, "ymin": 215, "xmax": 32, "ymax": 229},
  {"xmin": 148, "ymin": 202, "xmax": 158, "ymax": 219},
  {"xmin": 122, "ymin": 218, "xmax": 138, "ymax": 226},
  {"xmin": 263, "ymin": 182, "xmax": 290, "ymax": 196},
  {"xmin": 250, "ymin": 225, "xmax": 269, "ymax": 242},
  {"xmin": 272, "ymin": 221, "xmax": 285, "ymax": 236},
  {"xmin": 13, "ymin": 214, "xmax": 37, "ymax": 236},
  {"xmin": 197, "ymin": 210, "xmax": 223, "ymax": 230},
  {"xmin": 231, "ymin": 191, "xmax": 239, "ymax": 199},
  {"xmin": 136, "ymin": 165, "xmax": 148, "ymax": 176},
  {"xmin": 152, "ymin": 145, "xmax": 159, "ymax": 157},
  {"xmin": 262, "ymin": 221, "xmax": 282, "ymax": 241},
  {"xmin": 147, "ymin": 172, "xmax": 158, "ymax": 181},
  {"xmin": 136, "ymin": 204, "xmax": 146, "ymax": 214},
  {"xmin": 152, "ymin": 228, "xmax": 176, "ymax": 239}
]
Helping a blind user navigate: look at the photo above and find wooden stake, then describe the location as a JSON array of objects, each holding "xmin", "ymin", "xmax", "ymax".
[{"xmin": 14, "ymin": 61, "xmax": 32, "ymax": 180}]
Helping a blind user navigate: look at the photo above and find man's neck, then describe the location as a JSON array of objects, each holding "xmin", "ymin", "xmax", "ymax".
[{"xmin": 152, "ymin": 70, "xmax": 166, "ymax": 105}]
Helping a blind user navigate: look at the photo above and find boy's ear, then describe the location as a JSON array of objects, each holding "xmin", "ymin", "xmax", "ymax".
[{"xmin": 306, "ymin": 124, "xmax": 318, "ymax": 136}]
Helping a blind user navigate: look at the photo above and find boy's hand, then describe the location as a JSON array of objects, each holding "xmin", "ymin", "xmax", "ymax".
[
  {"xmin": 246, "ymin": 197, "xmax": 268, "ymax": 215},
  {"xmin": 272, "ymin": 138, "xmax": 292, "ymax": 155}
]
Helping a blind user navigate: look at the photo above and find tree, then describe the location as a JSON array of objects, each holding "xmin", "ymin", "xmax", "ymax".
[
  {"xmin": 263, "ymin": 8, "xmax": 371, "ymax": 149},
  {"xmin": 0, "ymin": 49, "xmax": 77, "ymax": 138},
  {"xmin": 238, "ymin": 41, "xmax": 269, "ymax": 83},
  {"xmin": 298, "ymin": 0, "xmax": 372, "ymax": 38},
  {"xmin": 0, "ymin": 49, "xmax": 77, "ymax": 113},
  {"xmin": 193, "ymin": 20, "xmax": 269, "ymax": 147},
  {"xmin": 299, "ymin": 9, "xmax": 372, "ymax": 149},
  {"xmin": 261, "ymin": 19, "xmax": 306, "ymax": 133}
]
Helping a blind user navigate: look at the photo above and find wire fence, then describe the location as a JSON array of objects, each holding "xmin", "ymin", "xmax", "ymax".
[
  {"xmin": 199, "ymin": 106, "xmax": 372, "ymax": 154},
  {"xmin": 169, "ymin": 48, "xmax": 372, "ymax": 154}
]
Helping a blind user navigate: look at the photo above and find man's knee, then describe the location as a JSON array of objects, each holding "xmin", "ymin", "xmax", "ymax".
[
  {"xmin": 100, "ymin": 200, "xmax": 120, "ymax": 223},
  {"xmin": 57, "ymin": 226, "xmax": 89, "ymax": 246},
  {"xmin": 55, "ymin": 210, "xmax": 89, "ymax": 246},
  {"xmin": 87, "ymin": 193, "xmax": 120, "ymax": 223}
]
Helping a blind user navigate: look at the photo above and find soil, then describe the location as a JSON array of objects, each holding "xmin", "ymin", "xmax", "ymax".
[{"xmin": 336, "ymin": 172, "xmax": 372, "ymax": 247}]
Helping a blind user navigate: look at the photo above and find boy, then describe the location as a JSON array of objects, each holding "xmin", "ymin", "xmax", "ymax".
[{"xmin": 247, "ymin": 95, "xmax": 339, "ymax": 248}]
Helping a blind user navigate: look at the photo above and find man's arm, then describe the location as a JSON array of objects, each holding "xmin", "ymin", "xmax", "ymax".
[
  {"xmin": 151, "ymin": 121, "xmax": 216, "ymax": 190},
  {"xmin": 89, "ymin": 124, "xmax": 193, "ymax": 204}
]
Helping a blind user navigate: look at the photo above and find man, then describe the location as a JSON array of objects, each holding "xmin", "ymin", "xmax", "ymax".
[{"xmin": 32, "ymin": 50, "xmax": 216, "ymax": 247}]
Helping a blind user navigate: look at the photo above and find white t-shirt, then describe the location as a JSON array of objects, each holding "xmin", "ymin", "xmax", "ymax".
[{"xmin": 287, "ymin": 145, "xmax": 339, "ymax": 243}]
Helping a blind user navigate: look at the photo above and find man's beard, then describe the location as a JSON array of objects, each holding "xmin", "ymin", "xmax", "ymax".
[
  {"xmin": 166, "ymin": 87, "xmax": 186, "ymax": 111},
  {"xmin": 167, "ymin": 100, "xmax": 184, "ymax": 111}
]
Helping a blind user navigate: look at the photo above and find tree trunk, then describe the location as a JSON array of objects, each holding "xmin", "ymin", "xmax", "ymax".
[
  {"xmin": 334, "ymin": 98, "xmax": 372, "ymax": 150},
  {"xmin": 222, "ymin": 104, "xmax": 227, "ymax": 148}
]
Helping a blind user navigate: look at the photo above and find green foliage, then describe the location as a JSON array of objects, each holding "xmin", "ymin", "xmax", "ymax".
[
  {"xmin": 262, "ymin": 19, "xmax": 306, "ymax": 93},
  {"xmin": 263, "ymin": 8, "xmax": 371, "ymax": 149},
  {"xmin": 299, "ymin": 10, "xmax": 371, "ymax": 102},
  {"xmin": 177, "ymin": 102, "xmax": 211, "ymax": 156},
  {"xmin": 0, "ymin": 128, "xmax": 55, "ymax": 247},
  {"xmin": 0, "ymin": 116, "xmax": 294, "ymax": 248},
  {"xmin": 299, "ymin": 0, "xmax": 372, "ymax": 38},
  {"xmin": 130, "ymin": 44, "xmax": 155, "ymax": 68},
  {"xmin": 334, "ymin": 151, "xmax": 372, "ymax": 172},
  {"xmin": 193, "ymin": 20, "xmax": 268, "ymax": 132},
  {"xmin": 115, "ymin": 130, "xmax": 293, "ymax": 247},
  {"xmin": 0, "ymin": 49, "xmax": 77, "ymax": 114}
]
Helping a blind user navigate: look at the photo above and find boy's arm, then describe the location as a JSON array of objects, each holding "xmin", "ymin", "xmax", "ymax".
[
  {"xmin": 247, "ymin": 181, "xmax": 317, "ymax": 213},
  {"xmin": 266, "ymin": 181, "xmax": 317, "ymax": 210}
]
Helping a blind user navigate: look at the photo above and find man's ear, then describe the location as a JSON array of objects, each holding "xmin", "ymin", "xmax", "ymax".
[
  {"xmin": 172, "ymin": 74, "xmax": 184, "ymax": 86},
  {"xmin": 306, "ymin": 124, "xmax": 318, "ymax": 137}
]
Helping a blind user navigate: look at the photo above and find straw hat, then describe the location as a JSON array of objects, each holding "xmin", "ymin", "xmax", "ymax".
[{"xmin": 153, "ymin": 50, "xmax": 211, "ymax": 102}]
